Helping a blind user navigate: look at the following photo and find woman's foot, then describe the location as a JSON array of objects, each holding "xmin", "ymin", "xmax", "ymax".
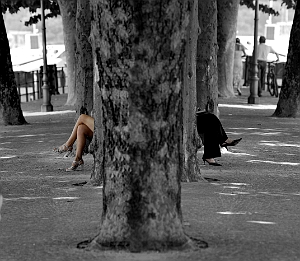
[
  {"xmin": 203, "ymin": 158, "xmax": 222, "ymax": 166},
  {"xmin": 237, "ymin": 88, "xmax": 242, "ymax": 96},
  {"xmin": 54, "ymin": 144, "xmax": 73, "ymax": 153},
  {"xmin": 66, "ymin": 159, "xmax": 84, "ymax": 171},
  {"xmin": 221, "ymin": 138, "xmax": 242, "ymax": 149}
]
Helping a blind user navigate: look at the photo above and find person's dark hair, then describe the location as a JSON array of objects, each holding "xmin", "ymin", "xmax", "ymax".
[
  {"xmin": 236, "ymin": 38, "xmax": 240, "ymax": 44},
  {"xmin": 259, "ymin": 36, "xmax": 266, "ymax": 43}
]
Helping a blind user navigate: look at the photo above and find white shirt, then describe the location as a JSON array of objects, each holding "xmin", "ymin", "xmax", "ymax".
[{"xmin": 257, "ymin": 43, "xmax": 276, "ymax": 61}]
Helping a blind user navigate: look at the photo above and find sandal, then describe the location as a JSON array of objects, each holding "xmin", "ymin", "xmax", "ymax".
[
  {"xmin": 66, "ymin": 159, "xmax": 84, "ymax": 172},
  {"xmin": 54, "ymin": 144, "xmax": 73, "ymax": 154}
]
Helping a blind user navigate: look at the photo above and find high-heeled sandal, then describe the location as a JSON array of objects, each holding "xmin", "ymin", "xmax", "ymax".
[
  {"xmin": 66, "ymin": 159, "xmax": 84, "ymax": 172},
  {"xmin": 203, "ymin": 159, "xmax": 222, "ymax": 166},
  {"xmin": 221, "ymin": 138, "xmax": 242, "ymax": 149},
  {"xmin": 54, "ymin": 144, "xmax": 73, "ymax": 154}
]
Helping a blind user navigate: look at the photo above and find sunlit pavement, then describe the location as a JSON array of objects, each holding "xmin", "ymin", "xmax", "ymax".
[
  {"xmin": 1, "ymin": 90, "xmax": 300, "ymax": 261},
  {"xmin": 23, "ymin": 110, "xmax": 75, "ymax": 117}
]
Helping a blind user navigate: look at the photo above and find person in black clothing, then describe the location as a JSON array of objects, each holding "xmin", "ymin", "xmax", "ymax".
[{"xmin": 196, "ymin": 110, "xmax": 242, "ymax": 166}]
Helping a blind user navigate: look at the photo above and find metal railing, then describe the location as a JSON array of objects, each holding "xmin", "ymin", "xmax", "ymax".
[{"xmin": 14, "ymin": 66, "xmax": 68, "ymax": 102}]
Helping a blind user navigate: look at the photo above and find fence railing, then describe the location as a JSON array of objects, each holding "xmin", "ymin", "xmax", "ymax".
[{"xmin": 14, "ymin": 65, "xmax": 68, "ymax": 103}]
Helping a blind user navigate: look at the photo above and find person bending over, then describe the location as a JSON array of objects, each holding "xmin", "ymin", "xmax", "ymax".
[
  {"xmin": 196, "ymin": 109, "xmax": 242, "ymax": 166},
  {"xmin": 54, "ymin": 114, "xmax": 94, "ymax": 171}
]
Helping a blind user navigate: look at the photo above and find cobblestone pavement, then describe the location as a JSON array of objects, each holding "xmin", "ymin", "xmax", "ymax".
[{"xmin": 1, "ymin": 90, "xmax": 300, "ymax": 261}]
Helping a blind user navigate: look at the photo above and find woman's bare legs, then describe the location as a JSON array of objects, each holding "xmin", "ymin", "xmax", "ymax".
[
  {"xmin": 54, "ymin": 114, "xmax": 94, "ymax": 153},
  {"xmin": 65, "ymin": 114, "xmax": 94, "ymax": 148},
  {"xmin": 53, "ymin": 114, "xmax": 94, "ymax": 171},
  {"xmin": 66, "ymin": 123, "xmax": 93, "ymax": 171},
  {"xmin": 74, "ymin": 123, "xmax": 93, "ymax": 161},
  {"xmin": 64, "ymin": 114, "xmax": 94, "ymax": 171}
]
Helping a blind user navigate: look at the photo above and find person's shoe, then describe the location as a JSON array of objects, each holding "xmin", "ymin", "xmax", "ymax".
[
  {"xmin": 221, "ymin": 138, "xmax": 242, "ymax": 150},
  {"xmin": 54, "ymin": 144, "xmax": 73, "ymax": 154},
  {"xmin": 203, "ymin": 158, "xmax": 222, "ymax": 166},
  {"xmin": 237, "ymin": 88, "xmax": 242, "ymax": 96},
  {"xmin": 66, "ymin": 159, "xmax": 84, "ymax": 171}
]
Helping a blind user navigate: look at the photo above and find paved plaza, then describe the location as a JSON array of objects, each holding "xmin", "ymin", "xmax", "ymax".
[{"xmin": 1, "ymin": 90, "xmax": 300, "ymax": 261}]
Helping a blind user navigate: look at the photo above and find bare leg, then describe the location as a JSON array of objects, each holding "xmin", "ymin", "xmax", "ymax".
[
  {"xmin": 65, "ymin": 116, "xmax": 94, "ymax": 171},
  {"xmin": 54, "ymin": 114, "xmax": 94, "ymax": 154},
  {"xmin": 74, "ymin": 124, "xmax": 93, "ymax": 161},
  {"xmin": 65, "ymin": 114, "xmax": 94, "ymax": 148}
]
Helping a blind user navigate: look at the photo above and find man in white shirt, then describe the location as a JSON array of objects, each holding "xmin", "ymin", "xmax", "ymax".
[{"xmin": 257, "ymin": 36, "xmax": 279, "ymax": 97}]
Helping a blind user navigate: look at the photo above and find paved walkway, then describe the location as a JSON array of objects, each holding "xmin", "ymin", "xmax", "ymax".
[{"xmin": 1, "ymin": 89, "xmax": 300, "ymax": 261}]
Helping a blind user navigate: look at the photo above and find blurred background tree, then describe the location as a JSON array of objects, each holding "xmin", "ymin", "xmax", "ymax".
[{"xmin": 3, "ymin": 8, "xmax": 63, "ymax": 44}]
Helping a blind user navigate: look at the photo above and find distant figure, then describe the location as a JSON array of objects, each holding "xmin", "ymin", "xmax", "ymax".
[
  {"xmin": 257, "ymin": 36, "xmax": 279, "ymax": 97},
  {"xmin": 233, "ymin": 38, "xmax": 247, "ymax": 96},
  {"xmin": 54, "ymin": 114, "xmax": 94, "ymax": 171},
  {"xmin": 196, "ymin": 109, "xmax": 242, "ymax": 166}
]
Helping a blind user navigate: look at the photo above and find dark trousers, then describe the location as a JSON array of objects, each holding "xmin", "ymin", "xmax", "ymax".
[
  {"xmin": 258, "ymin": 60, "xmax": 267, "ymax": 96},
  {"xmin": 196, "ymin": 112, "xmax": 228, "ymax": 159}
]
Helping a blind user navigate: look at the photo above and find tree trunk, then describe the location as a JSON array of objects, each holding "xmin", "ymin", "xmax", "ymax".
[
  {"xmin": 217, "ymin": 0, "xmax": 239, "ymax": 98},
  {"xmin": 0, "ymin": 7, "xmax": 26, "ymax": 126},
  {"xmin": 89, "ymin": 58, "xmax": 103, "ymax": 185},
  {"xmin": 75, "ymin": 0, "xmax": 93, "ymax": 116},
  {"xmin": 57, "ymin": 0, "xmax": 77, "ymax": 106},
  {"xmin": 182, "ymin": 0, "xmax": 202, "ymax": 182},
  {"xmin": 88, "ymin": 0, "xmax": 192, "ymax": 251},
  {"xmin": 273, "ymin": 1, "xmax": 300, "ymax": 117},
  {"xmin": 197, "ymin": 0, "xmax": 218, "ymax": 115}
]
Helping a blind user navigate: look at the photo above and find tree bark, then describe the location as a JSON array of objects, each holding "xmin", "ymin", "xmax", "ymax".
[
  {"xmin": 0, "ymin": 7, "xmax": 26, "ymax": 126},
  {"xmin": 88, "ymin": 0, "xmax": 192, "ymax": 251},
  {"xmin": 182, "ymin": 0, "xmax": 202, "ymax": 182},
  {"xmin": 75, "ymin": 0, "xmax": 93, "ymax": 116},
  {"xmin": 217, "ymin": 0, "xmax": 239, "ymax": 98},
  {"xmin": 273, "ymin": 1, "xmax": 300, "ymax": 117},
  {"xmin": 57, "ymin": 0, "xmax": 77, "ymax": 106},
  {"xmin": 197, "ymin": 0, "xmax": 218, "ymax": 115},
  {"xmin": 89, "ymin": 58, "xmax": 103, "ymax": 185}
]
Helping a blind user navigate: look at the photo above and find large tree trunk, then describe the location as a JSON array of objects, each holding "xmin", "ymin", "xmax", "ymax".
[
  {"xmin": 197, "ymin": 0, "xmax": 218, "ymax": 115},
  {"xmin": 57, "ymin": 0, "xmax": 77, "ymax": 106},
  {"xmin": 273, "ymin": 1, "xmax": 300, "ymax": 117},
  {"xmin": 182, "ymin": 0, "xmax": 202, "ymax": 182},
  {"xmin": 88, "ymin": 0, "xmax": 193, "ymax": 251},
  {"xmin": 75, "ymin": 0, "xmax": 93, "ymax": 116},
  {"xmin": 217, "ymin": 0, "xmax": 239, "ymax": 98},
  {"xmin": 0, "ymin": 7, "xmax": 26, "ymax": 126},
  {"xmin": 75, "ymin": 0, "xmax": 96, "ymax": 183},
  {"xmin": 89, "ymin": 58, "xmax": 103, "ymax": 185}
]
